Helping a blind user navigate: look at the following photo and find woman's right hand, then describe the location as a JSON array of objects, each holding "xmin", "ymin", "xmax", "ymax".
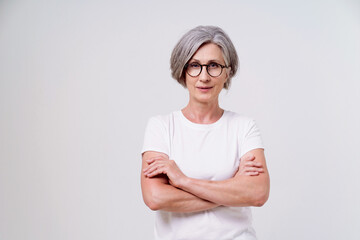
[
  {"xmin": 143, "ymin": 156, "xmax": 188, "ymax": 188},
  {"xmin": 236, "ymin": 153, "xmax": 264, "ymax": 176}
]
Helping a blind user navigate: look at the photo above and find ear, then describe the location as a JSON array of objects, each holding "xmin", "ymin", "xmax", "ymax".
[
  {"xmin": 224, "ymin": 67, "xmax": 231, "ymax": 83},
  {"xmin": 223, "ymin": 68, "xmax": 231, "ymax": 88},
  {"xmin": 226, "ymin": 67, "xmax": 231, "ymax": 78},
  {"xmin": 183, "ymin": 77, "xmax": 188, "ymax": 89}
]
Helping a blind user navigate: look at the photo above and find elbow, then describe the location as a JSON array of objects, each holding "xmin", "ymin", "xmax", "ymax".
[
  {"xmin": 253, "ymin": 196, "xmax": 268, "ymax": 207},
  {"xmin": 252, "ymin": 187, "xmax": 269, "ymax": 207},
  {"xmin": 145, "ymin": 199, "xmax": 160, "ymax": 211},
  {"xmin": 143, "ymin": 188, "xmax": 163, "ymax": 211}
]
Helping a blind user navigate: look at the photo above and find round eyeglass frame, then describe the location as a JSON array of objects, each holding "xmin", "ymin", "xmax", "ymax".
[{"xmin": 184, "ymin": 63, "xmax": 229, "ymax": 77}]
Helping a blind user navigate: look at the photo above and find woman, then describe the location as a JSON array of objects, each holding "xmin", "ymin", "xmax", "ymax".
[{"xmin": 141, "ymin": 26, "xmax": 270, "ymax": 240}]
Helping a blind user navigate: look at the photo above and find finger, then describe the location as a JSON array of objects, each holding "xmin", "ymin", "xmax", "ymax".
[
  {"xmin": 143, "ymin": 161, "xmax": 158, "ymax": 172},
  {"xmin": 148, "ymin": 159, "xmax": 168, "ymax": 169},
  {"xmin": 241, "ymin": 154, "xmax": 255, "ymax": 162},
  {"xmin": 146, "ymin": 167, "xmax": 166, "ymax": 177},
  {"xmin": 245, "ymin": 155, "xmax": 255, "ymax": 161},
  {"xmin": 244, "ymin": 161, "xmax": 256, "ymax": 166},
  {"xmin": 145, "ymin": 158, "xmax": 155, "ymax": 165},
  {"xmin": 245, "ymin": 167, "xmax": 264, "ymax": 172},
  {"xmin": 245, "ymin": 161, "xmax": 263, "ymax": 167},
  {"xmin": 146, "ymin": 157, "xmax": 162, "ymax": 163},
  {"xmin": 143, "ymin": 161, "xmax": 156, "ymax": 172},
  {"xmin": 143, "ymin": 165, "xmax": 154, "ymax": 174},
  {"xmin": 144, "ymin": 163, "xmax": 164, "ymax": 175},
  {"xmin": 144, "ymin": 165, "xmax": 158, "ymax": 176},
  {"xmin": 145, "ymin": 158, "xmax": 166, "ymax": 168},
  {"xmin": 246, "ymin": 171, "xmax": 260, "ymax": 176}
]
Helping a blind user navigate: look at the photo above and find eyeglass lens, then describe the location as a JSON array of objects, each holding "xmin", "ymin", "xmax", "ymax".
[{"xmin": 186, "ymin": 63, "xmax": 223, "ymax": 77}]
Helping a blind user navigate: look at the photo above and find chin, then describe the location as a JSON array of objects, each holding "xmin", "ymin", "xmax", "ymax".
[{"xmin": 194, "ymin": 95, "xmax": 215, "ymax": 104}]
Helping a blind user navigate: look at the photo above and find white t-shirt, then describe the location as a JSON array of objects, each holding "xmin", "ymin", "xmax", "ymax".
[{"xmin": 141, "ymin": 110, "xmax": 264, "ymax": 240}]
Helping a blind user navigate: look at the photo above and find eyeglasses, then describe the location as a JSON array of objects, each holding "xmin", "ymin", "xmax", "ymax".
[{"xmin": 185, "ymin": 62, "xmax": 229, "ymax": 77}]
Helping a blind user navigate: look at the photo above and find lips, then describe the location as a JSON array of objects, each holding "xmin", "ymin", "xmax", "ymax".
[
  {"xmin": 196, "ymin": 86, "xmax": 213, "ymax": 93},
  {"xmin": 197, "ymin": 86, "xmax": 213, "ymax": 90}
]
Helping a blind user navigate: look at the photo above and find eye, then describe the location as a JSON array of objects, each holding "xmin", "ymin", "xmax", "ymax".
[
  {"xmin": 189, "ymin": 63, "xmax": 200, "ymax": 68},
  {"xmin": 208, "ymin": 62, "xmax": 220, "ymax": 68}
]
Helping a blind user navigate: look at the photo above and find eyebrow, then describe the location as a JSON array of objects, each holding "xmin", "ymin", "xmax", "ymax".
[{"xmin": 190, "ymin": 58, "xmax": 223, "ymax": 64}]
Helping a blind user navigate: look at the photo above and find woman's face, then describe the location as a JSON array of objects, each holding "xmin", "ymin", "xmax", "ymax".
[{"xmin": 185, "ymin": 43, "xmax": 228, "ymax": 105}]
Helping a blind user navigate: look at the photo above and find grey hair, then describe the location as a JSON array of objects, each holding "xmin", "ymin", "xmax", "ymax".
[{"xmin": 170, "ymin": 26, "xmax": 239, "ymax": 89}]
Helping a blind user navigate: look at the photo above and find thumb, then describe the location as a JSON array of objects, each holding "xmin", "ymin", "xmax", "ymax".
[{"xmin": 243, "ymin": 153, "xmax": 255, "ymax": 161}]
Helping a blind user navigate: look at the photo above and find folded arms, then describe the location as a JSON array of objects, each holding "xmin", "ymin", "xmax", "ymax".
[{"xmin": 141, "ymin": 149, "xmax": 269, "ymax": 212}]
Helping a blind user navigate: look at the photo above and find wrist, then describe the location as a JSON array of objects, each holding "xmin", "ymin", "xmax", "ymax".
[{"xmin": 178, "ymin": 176, "xmax": 192, "ymax": 190}]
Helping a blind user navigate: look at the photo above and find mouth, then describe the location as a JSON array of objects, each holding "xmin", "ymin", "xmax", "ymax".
[
  {"xmin": 196, "ymin": 86, "xmax": 213, "ymax": 93},
  {"xmin": 196, "ymin": 86, "xmax": 213, "ymax": 90}
]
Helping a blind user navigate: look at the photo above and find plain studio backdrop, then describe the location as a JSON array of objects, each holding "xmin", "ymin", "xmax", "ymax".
[{"xmin": 0, "ymin": 0, "xmax": 359, "ymax": 239}]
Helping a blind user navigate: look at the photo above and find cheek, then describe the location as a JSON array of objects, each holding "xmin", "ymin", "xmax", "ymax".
[
  {"xmin": 218, "ymin": 78, "xmax": 227, "ymax": 88},
  {"xmin": 185, "ymin": 77, "xmax": 196, "ymax": 88}
]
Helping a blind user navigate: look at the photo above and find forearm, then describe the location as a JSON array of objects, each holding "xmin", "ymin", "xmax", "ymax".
[
  {"xmin": 153, "ymin": 183, "xmax": 219, "ymax": 212},
  {"xmin": 143, "ymin": 180, "xmax": 219, "ymax": 212},
  {"xmin": 179, "ymin": 175, "xmax": 269, "ymax": 207}
]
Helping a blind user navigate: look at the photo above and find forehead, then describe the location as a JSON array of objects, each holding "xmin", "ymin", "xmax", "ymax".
[{"xmin": 190, "ymin": 43, "xmax": 224, "ymax": 62}]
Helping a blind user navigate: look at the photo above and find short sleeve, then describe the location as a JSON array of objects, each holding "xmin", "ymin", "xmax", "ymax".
[
  {"xmin": 239, "ymin": 119, "xmax": 264, "ymax": 158},
  {"xmin": 141, "ymin": 116, "xmax": 170, "ymax": 156}
]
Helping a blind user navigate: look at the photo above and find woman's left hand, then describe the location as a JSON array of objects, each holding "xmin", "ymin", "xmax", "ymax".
[{"xmin": 143, "ymin": 156, "xmax": 187, "ymax": 188}]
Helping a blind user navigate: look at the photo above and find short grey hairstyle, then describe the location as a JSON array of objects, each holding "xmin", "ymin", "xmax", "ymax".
[{"xmin": 170, "ymin": 26, "xmax": 239, "ymax": 89}]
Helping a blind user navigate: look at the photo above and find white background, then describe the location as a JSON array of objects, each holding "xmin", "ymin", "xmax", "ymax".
[{"xmin": 1, "ymin": 0, "xmax": 359, "ymax": 239}]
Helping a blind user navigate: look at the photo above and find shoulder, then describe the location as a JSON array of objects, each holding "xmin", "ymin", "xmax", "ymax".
[
  {"xmin": 146, "ymin": 111, "xmax": 177, "ymax": 129},
  {"xmin": 223, "ymin": 111, "xmax": 262, "ymax": 138},
  {"xmin": 148, "ymin": 111, "xmax": 176, "ymax": 123},
  {"xmin": 224, "ymin": 110, "xmax": 256, "ymax": 127}
]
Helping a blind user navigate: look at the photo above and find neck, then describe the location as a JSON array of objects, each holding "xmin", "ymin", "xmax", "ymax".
[{"xmin": 182, "ymin": 99, "xmax": 224, "ymax": 124}]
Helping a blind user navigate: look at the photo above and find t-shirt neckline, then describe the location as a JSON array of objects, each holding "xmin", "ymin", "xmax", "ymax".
[{"xmin": 176, "ymin": 109, "xmax": 227, "ymax": 130}]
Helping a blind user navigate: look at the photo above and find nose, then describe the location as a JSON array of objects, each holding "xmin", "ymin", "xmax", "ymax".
[{"xmin": 199, "ymin": 66, "xmax": 211, "ymax": 83}]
